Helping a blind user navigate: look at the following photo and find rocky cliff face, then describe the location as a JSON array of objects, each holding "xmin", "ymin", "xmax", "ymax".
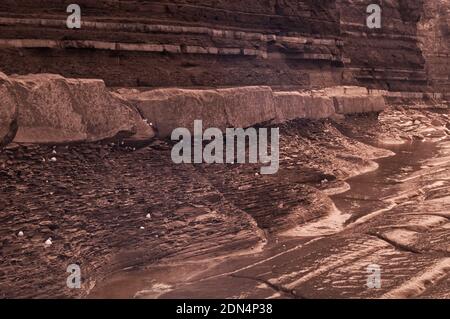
[
  {"xmin": 337, "ymin": 0, "xmax": 428, "ymax": 92},
  {"xmin": 0, "ymin": 0, "xmax": 447, "ymax": 93},
  {"xmin": 0, "ymin": 0, "xmax": 345, "ymax": 88},
  {"xmin": 418, "ymin": 0, "xmax": 450, "ymax": 93}
]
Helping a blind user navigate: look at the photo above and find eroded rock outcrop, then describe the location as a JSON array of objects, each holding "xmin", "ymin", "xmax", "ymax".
[
  {"xmin": 1, "ymin": 73, "xmax": 154, "ymax": 145},
  {"xmin": 119, "ymin": 86, "xmax": 276, "ymax": 137},
  {"xmin": 120, "ymin": 85, "xmax": 387, "ymax": 137}
]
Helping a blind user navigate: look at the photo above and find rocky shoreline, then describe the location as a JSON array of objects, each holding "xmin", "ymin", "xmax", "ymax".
[
  {"xmin": 1, "ymin": 105, "xmax": 448, "ymax": 298},
  {"xmin": 0, "ymin": 0, "xmax": 449, "ymax": 300}
]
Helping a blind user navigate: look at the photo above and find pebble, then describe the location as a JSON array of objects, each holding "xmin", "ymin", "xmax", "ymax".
[
  {"xmin": 140, "ymin": 226, "xmax": 145, "ymax": 230},
  {"xmin": 146, "ymin": 213, "xmax": 152, "ymax": 219},
  {"xmin": 50, "ymin": 157, "xmax": 57, "ymax": 162},
  {"xmin": 18, "ymin": 231, "xmax": 24, "ymax": 237},
  {"xmin": 44, "ymin": 238, "xmax": 53, "ymax": 247}
]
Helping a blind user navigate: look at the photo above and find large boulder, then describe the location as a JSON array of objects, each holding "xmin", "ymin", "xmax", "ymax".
[
  {"xmin": 218, "ymin": 86, "xmax": 275, "ymax": 128},
  {"xmin": 120, "ymin": 86, "xmax": 276, "ymax": 138},
  {"xmin": 8, "ymin": 74, "xmax": 154, "ymax": 144},
  {"xmin": 0, "ymin": 72, "xmax": 18, "ymax": 149}
]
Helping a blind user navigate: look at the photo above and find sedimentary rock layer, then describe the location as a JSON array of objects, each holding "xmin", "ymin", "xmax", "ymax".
[
  {"xmin": 119, "ymin": 86, "xmax": 277, "ymax": 137},
  {"xmin": 337, "ymin": 0, "xmax": 428, "ymax": 92},
  {"xmin": 1, "ymin": 0, "xmax": 446, "ymax": 93},
  {"xmin": 0, "ymin": 0, "xmax": 344, "ymax": 87},
  {"xmin": 119, "ymin": 85, "xmax": 387, "ymax": 137},
  {"xmin": 384, "ymin": 91, "xmax": 449, "ymax": 109},
  {"xmin": 418, "ymin": 0, "xmax": 450, "ymax": 92},
  {"xmin": 1, "ymin": 68, "xmax": 387, "ymax": 146}
]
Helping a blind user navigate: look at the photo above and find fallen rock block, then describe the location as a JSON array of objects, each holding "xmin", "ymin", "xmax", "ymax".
[
  {"xmin": 120, "ymin": 86, "xmax": 276, "ymax": 138},
  {"xmin": 274, "ymin": 91, "xmax": 335, "ymax": 123},
  {"xmin": 309, "ymin": 93, "xmax": 338, "ymax": 119},
  {"xmin": 323, "ymin": 86, "xmax": 387, "ymax": 114},
  {"xmin": 0, "ymin": 72, "xmax": 18, "ymax": 149},
  {"xmin": 333, "ymin": 95, "xmax": 386, "ymax": 114},
  {"xmin": 6, "ymin": 74, "xmax": 154, "ymax": 144},
  {"xmin": 219, "ymin": 86, "xmax": 275, "ymax": 128},
  {"xmin": 119, "ymin": 88, "xmax": 227, "ymax": 138},
  {"xmin": 274, "ymin": 92, "xmax": 308, "ymax": 122}
]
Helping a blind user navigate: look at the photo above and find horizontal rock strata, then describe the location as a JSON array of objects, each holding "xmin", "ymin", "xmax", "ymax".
[
  {"xmin": 119, "ymin": 86, "xmax": 276, "ymax": 137},
  {"xmin": 418, "ymin": 0, "xmax": 450, "ymax": 92},
  {"xmin": 0, "ymin": 1, "xmax": 344, "ymax": 87},
  {"xmin": 337, "ymin": 0, "xmax": 428, "ymax": 92},
  {"xmin": 1, "ymin": 0, "xmax": 447, "ymax": 93},
  {"xmin": 119, "ymin": 85, "xmax": 387, "ymax": 137}
]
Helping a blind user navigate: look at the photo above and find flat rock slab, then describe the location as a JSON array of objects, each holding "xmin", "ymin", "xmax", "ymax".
[
  {"xmin": 333, "ymin": 95, "xmax": 387, "ymax": 114},
  {"xmin": 120, "ymin": 85, "xmax": 387, "ymax": 138},
  {"xmin": 120, "ymin": 86, "xmax": 276, "ymax": 138}
]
